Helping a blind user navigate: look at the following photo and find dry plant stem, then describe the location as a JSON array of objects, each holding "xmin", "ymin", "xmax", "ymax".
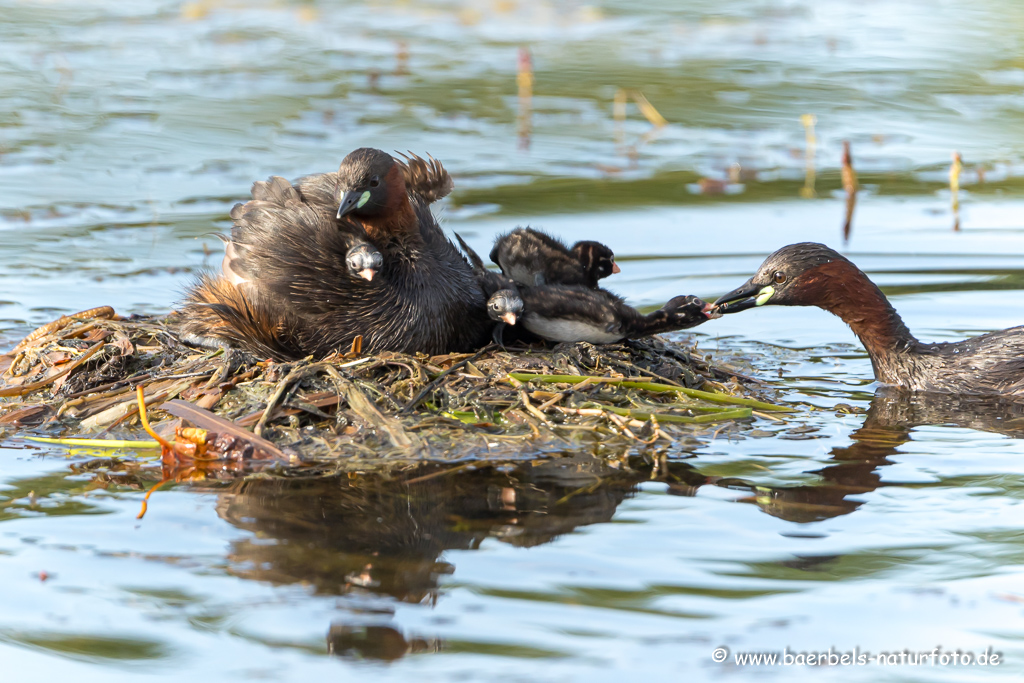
[
  {"xmin": 400, "ymin": 344, "xmax": 493, "ymax": 414},
  {"xmin": 58, "ymin": 384, "xmax": 134, "ymax": 417},
  {"xmin": 255, "ymin": 363, "xmax": 326, "ymax": 437},
  {"xmin": 12, "ymin": 322, "xmax": 102, "ymax": 362},
  {"xmin": 323, "ymin": 366, "xmax": 413, "ymax": 448},
  {"xmin": 160, "ymin": 370, "xmax": 215, "ymax": 381},
  {"xmin": 0, "ymin": 340, "xmax": 106, "ymax": 397},
  {"xmin": 608, "ymin": 358, "xmax": 684, "ymax": 388},
  {"xmin": 203, "ymin": 349, "xmax": 235, "ymax": 389},
  {"xmin": 63, "ymin": 372, "xmax": 152, "ymax": 400},
  {"xmin": 402, "ymin": 462, "xmax": 476, "ymax": 485},
  {"xmin": 13, "ymin": 306, "xmax": 115, "ymax": 352},
  {"xmin": 519, "ymin": 390, "xmax": 551, "ymax": 425},
  {"xmin": 562, "ymin": 403, "xmax": 751, "ymax": 425},
  {"xmin": 538, "ymin": 377, "xmax": 594, "ymax": 412},
  {"xmin": 98, "ymin": 387, "xmax": 178, "ymax": 434},
  {"xmin": 604, "ymin": 410, "xmax": 642, "ymax": 441}
]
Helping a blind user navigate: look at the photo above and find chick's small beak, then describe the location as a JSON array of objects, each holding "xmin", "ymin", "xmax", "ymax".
[
  {"xmin": 358, "ymin": 268, "xmax": 376, "ymax": 281},
  {"xmin": 611, "ymin": 262, "xmax": 621, "ymax": 274},
  {"xmin": 501, "ymin": 312, "xmax": 518, "ymax": 326},
  {"xmin": 713, "ymin": 279, "xmax": 770, "ymax": 314},
  {"xmin": 337, "ymin": 190, "xmax": 368, "ymax": 219}
]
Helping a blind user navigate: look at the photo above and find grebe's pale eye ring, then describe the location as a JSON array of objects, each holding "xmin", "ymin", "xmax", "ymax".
[{"xmin": 772, "ymin": 271, "xmax": 787, "ymax": 285}]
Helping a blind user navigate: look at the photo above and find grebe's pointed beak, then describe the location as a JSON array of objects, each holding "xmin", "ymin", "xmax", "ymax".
[
  {"xmin": 611, "ymin": 262, "xmax": 621, "ymax": 274},
  {"xmin": 337, "ymin": 190, "xmax": 369, "ymax": 219},
  {"xmin": 501, "ymin": 312, "xmax": 518, "ymax": 326},
  {"xmin": 713, "ymin": 279, "xmax": 772, "ymax": 314},
  {"xmin": 358, "ymin": 268, "xmax": 376, "ymax": 281},
  {"xmin": 702, "ymin": 302, "xmax": 722, "ymax": 320}
]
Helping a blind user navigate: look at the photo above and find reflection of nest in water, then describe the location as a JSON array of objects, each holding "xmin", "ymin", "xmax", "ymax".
[{"xmin": 0, "ymin": 307, "xmax": 787, "ymax": 470}]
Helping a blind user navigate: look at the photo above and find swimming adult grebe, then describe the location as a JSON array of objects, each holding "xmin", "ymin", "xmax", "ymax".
[{"xmin": 713, "ymin": 242, "xmax": 1024, "ymax": 395}]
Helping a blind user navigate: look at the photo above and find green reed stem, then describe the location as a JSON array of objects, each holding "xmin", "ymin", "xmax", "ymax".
[
  {"xmin": 580, "ymin": 402, "xmax": 752, "ymax": 424},
  {"xmin": 508, "ymin": 373, "xmax": 793, "ymax": 412}
]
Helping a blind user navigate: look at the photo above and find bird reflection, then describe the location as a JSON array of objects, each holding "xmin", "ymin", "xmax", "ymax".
[
  {"xmin": 216, "ymin": 453, "xmax": 700, "ymax": 604},
  {"xmin": 726, "ymin": 388, "xmax": 1024, "ymax": 522},
  {"xmin": 214, "ymin": 452, "xmax": 709, "ymax": 660},
  {"xmin": 211, "ymin": 389, "xmax": 1024, "ymax": 659}
]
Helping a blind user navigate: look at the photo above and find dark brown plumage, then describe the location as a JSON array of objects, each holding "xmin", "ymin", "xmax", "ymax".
[
  {"xmin": 714, "ymin": 242, "xmax": 1024, "ymax": 395},
  {"xmin": 489, "ymin": 227, "xmax": 619, "ymax": 288},
  {"xmin": 178, "ymin": 149, "xmax": 491, "ymax": 360},
  {"xmin": 517, "ymin": 286, "xmax": 708, "ymax": 344},
  {"xmin": 455, "ymin": 232, "xmax": 708, "ymax": 343},
  {"xmin": 395, "ymin": 151, "xmax": 454, "ymax": 203},
  {"xmin": 453, "ymin": 233, "xmax": 522, "ymax": 327}
]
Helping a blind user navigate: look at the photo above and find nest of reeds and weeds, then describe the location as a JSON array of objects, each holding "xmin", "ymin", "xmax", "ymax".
[{"xmin": 0, "ymin": 307, "xmax": 792, "ymax": 476}]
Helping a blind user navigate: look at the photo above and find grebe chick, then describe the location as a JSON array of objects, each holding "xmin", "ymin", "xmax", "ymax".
[
  {"xmin": 518, "ymin": 287, "xmax": 709, "ymax": 344},
  {"xmin": 453, "ymin": 233, "xmax": 522, "ymax": 326},
  {"xmin": 345, "ymin": 243, "xmax": 383, "ymax": 282},
  {"xmin": 713, "ymin": 242, "xmax": 1024, "ymax": 395},
  {"xmin": 487, "ymin": 289, "xmax": 525, "ymax": 327},
  {"xmin": 490, "ymin": 227, "xmax": 619, "ymax": 288},
  {"xmin": 455, "ymin": 232, "xmax": 708, "ymax": 343}
]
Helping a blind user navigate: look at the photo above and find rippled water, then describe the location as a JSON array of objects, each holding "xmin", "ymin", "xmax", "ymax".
[{"xmin": 3, "ymin": 0, "xmax": 1024, "ymax": 680}]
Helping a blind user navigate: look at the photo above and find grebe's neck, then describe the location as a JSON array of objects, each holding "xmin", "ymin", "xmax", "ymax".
[
  {"xmin": 807, "ymin": 260, "xmax": 919, "ymax": 383},
  {"xmin": 360, "ymin": 165, "xmax": 417, "ymax": 241}
]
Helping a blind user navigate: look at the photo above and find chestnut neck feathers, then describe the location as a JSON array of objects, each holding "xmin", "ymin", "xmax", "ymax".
[
  {"xmin": 357, "ymin": 164, "xmax": 418, "ymax": 240},
  {"xmin": 795, "ymin": 259, "xmax": 917, "ymax": 359},
  {"xmin": 807, "ymin": 260, "xmax": 1024, "ymax": 394}
]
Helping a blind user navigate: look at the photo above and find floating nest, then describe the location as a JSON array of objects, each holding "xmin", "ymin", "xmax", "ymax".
[{"xmin": 0, "ymin": 307, "xmax": 792, "ymax": 478}]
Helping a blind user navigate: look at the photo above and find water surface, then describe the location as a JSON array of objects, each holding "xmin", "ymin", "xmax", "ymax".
[{"xmin": 3, "ymin": 1, "xmax": 1024, "ymax": 680}]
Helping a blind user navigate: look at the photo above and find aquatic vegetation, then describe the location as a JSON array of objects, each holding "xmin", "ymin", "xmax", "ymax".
[{"xmin": 0, "ymin": 308, "xmax": 791, "ymax": 476}]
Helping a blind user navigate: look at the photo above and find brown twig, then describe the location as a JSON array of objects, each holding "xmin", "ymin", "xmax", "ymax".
[
  {"xmin": 254, "ymin": 363, "xmax": 325, "ymax": 437},
  {"xmin": 400, "ymin": 344, "xmax": 493, "ymax": 414},
  {"xmin": 0, "ymin": 339, "xmax": 106, "ymax": 397},
  {"xmin": 13, "ymin": 306, "xmax": 115, "ymax": 352}
]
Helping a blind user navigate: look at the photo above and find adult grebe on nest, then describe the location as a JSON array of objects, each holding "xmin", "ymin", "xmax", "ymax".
[{"xmin": 178, "ymin": 148, "xmax": 492, "ymax": 360}]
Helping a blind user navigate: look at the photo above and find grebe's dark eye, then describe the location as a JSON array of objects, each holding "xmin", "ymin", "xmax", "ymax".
[
  {"xmin": 772, "ymin": 271, "xmax": 787, "ymax": 285},
  {"xmin": 369, "ymin": 176, "xmax": 380, "ymax": 188}
]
